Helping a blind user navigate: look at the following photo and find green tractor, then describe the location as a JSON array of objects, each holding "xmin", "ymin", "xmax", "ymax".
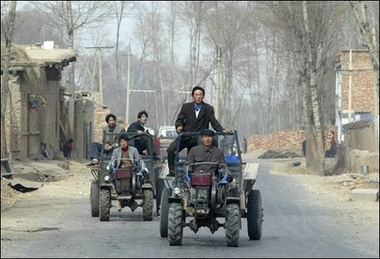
[
  {"xmin": 159, "ymin": 130, "xmax": 263, "ymax": 246},
  {"xmin": 90, "ymin": 132, "xmax": 163, "ymax": 221}
]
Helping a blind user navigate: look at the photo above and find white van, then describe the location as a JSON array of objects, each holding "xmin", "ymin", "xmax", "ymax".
[
  {"xmin": 158, "ymin": 126, "xmax": 177, "ymax": 137},
  {"xmin": 157, "ymin": 126, "xmax": 178, "ymax": 158}
]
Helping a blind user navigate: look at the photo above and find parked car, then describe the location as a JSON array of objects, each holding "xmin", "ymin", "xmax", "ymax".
[{"xmin": 157, "ymin": 126, "xmax": 178, "ymax": 159}]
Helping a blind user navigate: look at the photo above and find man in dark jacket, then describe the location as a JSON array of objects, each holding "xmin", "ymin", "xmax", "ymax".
[
  {"xmin": 127, "ymin": 110, "xmax": 157, "ymax": 157},
  {"xmin": 167, "ymin": 86, "xmax": 227, "ymax": 176}
]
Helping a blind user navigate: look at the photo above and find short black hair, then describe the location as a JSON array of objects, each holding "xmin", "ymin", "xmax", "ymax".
[
  {"xmin": 138, "ymin": 111, "xmax": 148, "ymax": 119},
  {"xmin": 192, "ymin": 86, "xmax": 205, "ymax": 96},
  {"xmin": 105, "ymin": 113, "xmax": 117, "ymax": 123},
  {"xmin": 119, "ymin": 134, "xmax": 129, "ymax": 142},
  {"xmin": 68, "ymin": 139, "xmax": 74, "ymax": 143}
]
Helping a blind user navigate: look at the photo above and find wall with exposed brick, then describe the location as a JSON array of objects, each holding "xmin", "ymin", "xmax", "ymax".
[
  {"xmin": 339, "ymin": 50, "xmax": 375, "ymax": 113},
  {"xmin": 93, "ymin": 106, "xmax": 111, "ymax": 142},
  {"xmin": 93, "ymin": 107, "xmax": 126, "ymax": 143},
  {"xmin": 247, "ymin": 126, "xmax": 337, "ymax": 152}
]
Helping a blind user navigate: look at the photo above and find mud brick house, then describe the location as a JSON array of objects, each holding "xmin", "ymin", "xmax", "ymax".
[
  {"xmin": 334, "ymin": 50, "xmax": 377, "ymax": 146},
  {"xmin": 1, "ymin": 42, "xmax": 77, "ymax": 160},
  {"xmin": 73, "ymin": 90, "xmax": 127, "ymax": 161}
]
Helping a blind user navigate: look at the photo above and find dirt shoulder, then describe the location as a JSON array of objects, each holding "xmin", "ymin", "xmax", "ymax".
[
  {"xmin": 2, "ymin": 152, "xmax": 378, "ymax": 212},
  {"xmin": 1, "ymin": 153, "xmax": 379, "ymax": 257}
]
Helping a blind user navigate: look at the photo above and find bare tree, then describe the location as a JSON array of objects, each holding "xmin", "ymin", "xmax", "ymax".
[
  {"xmin": 1, "ymin": 1, "xmax": 17, "ymax": 158},
  {"xmin": 164, "ymin": 1, "xmax": 183, "ymax": 125},
  {"xmin": 32, "ymin": 1, "xmax": 112, "ymax": 136},
  {"xmin": 203, "ymin": 1, "xmax": 255, "ymax": 128},
  {"xmin": 263, "ymin": 1, "xmax": 346, "ymax": 175},
  {"xmin": 109, "ymin": 1, "xmax": 135, "ymax": 109}
]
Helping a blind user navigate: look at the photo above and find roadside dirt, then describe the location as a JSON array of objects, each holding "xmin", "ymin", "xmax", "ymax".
[
  {"xmin": 1, "ymin": 151, "xmax": 379, "ymax": 212},
  {"xmin": 1, "ymin": 151, "xmax": 378, "ymax": 252}
]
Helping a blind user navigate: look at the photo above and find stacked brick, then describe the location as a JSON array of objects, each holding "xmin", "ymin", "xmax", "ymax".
[{"xmin": 247, "ymin": 126, "xmax": 337, "ymax": 152}]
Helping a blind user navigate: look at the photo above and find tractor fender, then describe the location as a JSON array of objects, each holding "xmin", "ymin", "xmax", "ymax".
[
  {"xmin": 168, "ymin": 196, "xmax": 182, "ymax": 204},
  {"xmin": 225, "ymin": 197, "xmax": 240, "ymax": 206},
  {"xmin": 99, "ymin": 183, "xmax": 113, "ymax": 190},
  {"xmin": 141, "ymin": 183, "xmax": 153, "ymax": 189}
]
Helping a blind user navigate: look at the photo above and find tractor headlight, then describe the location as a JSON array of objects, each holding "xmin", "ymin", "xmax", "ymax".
[
  {"xmin": 104, "ymin": 174, "xmax": 110, "ymax": 182},
  {"xmin": 173, "ymin": 187, "xmax": 181, "ymax": 196}
]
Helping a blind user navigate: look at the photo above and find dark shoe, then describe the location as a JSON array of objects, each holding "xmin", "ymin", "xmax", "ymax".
[
  {"xmin": 86, "ymin": 161, "xmax": 96, "ymax": 166},
  {"xmin": 167, "ymin": 171, "xmax": 175, "ymax": 177},
  {"xmin": 86, "ymin": 158, "xmax": 99, "ymax": 167}
]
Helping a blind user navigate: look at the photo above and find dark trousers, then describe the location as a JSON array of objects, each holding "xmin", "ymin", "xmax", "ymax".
[
  {"xmin": 167, "ymin": 136, "xmax": 198, "ymax": 171},
  {"xmin": 89, "ymin": 142, "xmax": 112, "ymax": 159},
  {"xmin": 63, "ymin": 147, "xmax": 71, "ymax": 159},
  {"xmin": 134, "ymin": 135, "xmax": 157, "ymax": 156}
]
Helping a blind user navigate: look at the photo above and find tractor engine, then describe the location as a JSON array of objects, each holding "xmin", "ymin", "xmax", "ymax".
[{"xmin": 191, "ymin": 187, "xmax": 210, "ymax": 208}]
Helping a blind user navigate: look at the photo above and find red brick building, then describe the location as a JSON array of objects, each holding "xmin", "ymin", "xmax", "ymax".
[{"xmin": 334, "ymin": 50, "xmax": 377, "ymax": 144}]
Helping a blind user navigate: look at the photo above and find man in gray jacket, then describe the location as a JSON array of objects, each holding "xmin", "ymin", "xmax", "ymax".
[
  {"xmin": 87, "ymin": 113, "xmax": 126, "ymax": 166},
  {"xmin": 184, "ymin": 129, "xmax": 227, "ymax": 175},
  {"xmin": 107, "ymin": 134, "xmax": 148, "ymax": 175}
]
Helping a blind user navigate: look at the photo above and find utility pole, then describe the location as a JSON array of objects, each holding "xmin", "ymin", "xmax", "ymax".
[
  {"xmin": 348, "ymin": 50, "xmax": 352, "ymax": 123},
  {"xmin": 126, "ymin": 44, "xmax": 131, "ymax": 124},
  {"xmin": 215, "ymin": 45, "xmax": 222, "ymax": 119},
  {"xmin": 85, "ymin": 46, "xmax": 113, "ymax": 104}
]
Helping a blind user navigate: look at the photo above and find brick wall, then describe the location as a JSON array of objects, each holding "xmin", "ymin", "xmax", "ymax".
[
  {"xmin": 93, "ymin": 107, "xmax": 111, "ymax": 142},
  {"xmin": 93, "ymin": 107, "xmax": 127, "ymax": 142},
  {"xmin": 248, "ymin": 126, "xmax": 337, "ymax": 152},
  {"xmin": 340, "ymin": 50, "xmax": 375, "ymax": 113}
]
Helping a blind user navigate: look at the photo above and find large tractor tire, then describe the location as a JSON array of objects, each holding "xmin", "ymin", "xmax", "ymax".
[
  {"xmin": 142, "ymin": 189, "xmax": 154, "ymax": 221},
  {"xmin": 99, "ymin": 189, "xmax": 111, "ymax": 221},
  {"xmin": 90, "ymin": 180, "xmax": 100, "ymax": 217},
  {"xmin": 247, "ymin": 189, "xmax": 263, "ymax": 240},
  {"xmin": 225, "ymin": 203, "xmax": 240, "ymax": 247},
  {"xmin": 159, "ymin": 189, "xmax": 170, "ymax": 238},
  {"xmin": 168, "ymin": 202, "xmax": 183, "ymax": 246}
]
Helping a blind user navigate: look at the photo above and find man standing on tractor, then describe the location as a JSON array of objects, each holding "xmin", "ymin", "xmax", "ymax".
[{"xmin": 167, "ymin": 86, "xmax": 228, "ymax": 176}]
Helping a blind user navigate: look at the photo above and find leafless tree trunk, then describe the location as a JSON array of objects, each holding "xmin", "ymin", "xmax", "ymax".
[
  {"xmin": 263, "ymin": 1, "xmax": 346, "ymax": 175},
  {"xmin": 1, "ymin": 1, "xmax": 17, "ymax": 158},
  {"xmin": 301, "ymin": 1, "xmax": 325, "ymax": 174}
]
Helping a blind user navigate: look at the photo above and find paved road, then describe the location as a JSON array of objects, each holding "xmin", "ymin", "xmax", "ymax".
[{"xmin": 1, "ymin": 159, "xmax": 378, "ymax": 258}]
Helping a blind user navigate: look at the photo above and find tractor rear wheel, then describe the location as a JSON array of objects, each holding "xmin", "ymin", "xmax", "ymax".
[
  {"xmin": 247, "ymin": 189, "xmax": 263, "ymax": 240},
  {"xmin": 90, "ymin": 180, "xmax": 99, "ymax": 217},
  {"xmin": 159, "ymin": 190, "xmax": 170, "ymax": 238}
]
